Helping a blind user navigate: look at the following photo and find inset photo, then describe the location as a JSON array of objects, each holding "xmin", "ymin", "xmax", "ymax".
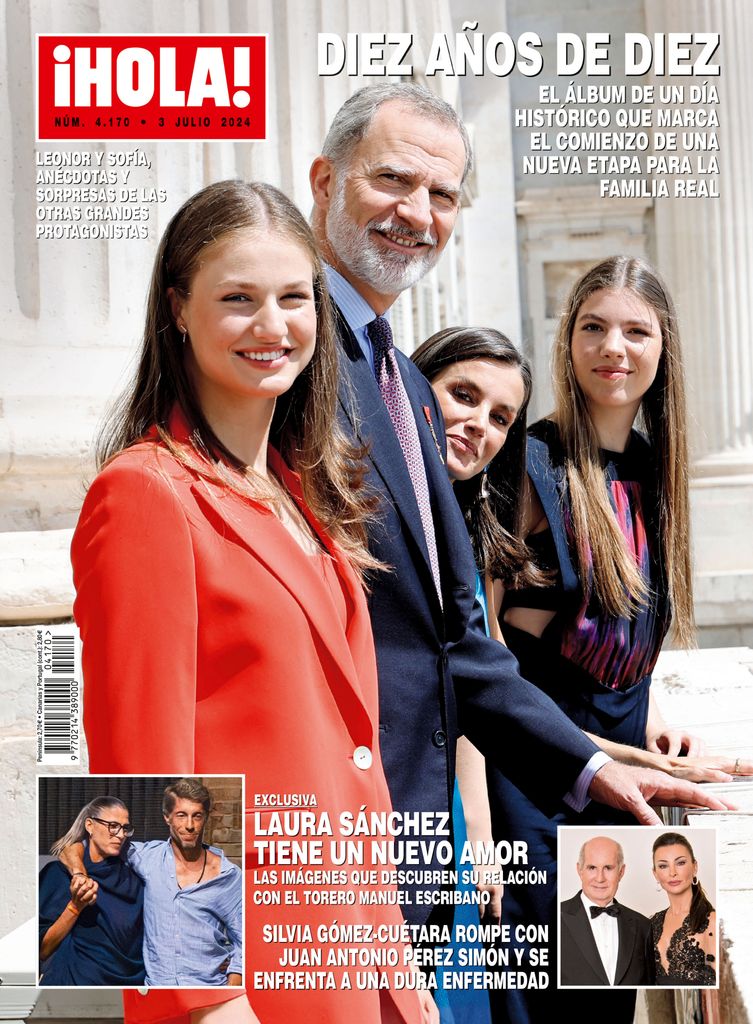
[
  {"xmin": 37, "ymin": 775, "xmax": 243, "ymax": 988},
  {"xmin": 557, "ymin": 825, "xmax": 718, "ymax": 990}
]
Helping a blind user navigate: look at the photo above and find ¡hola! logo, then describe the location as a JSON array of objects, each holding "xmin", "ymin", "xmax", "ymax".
[{"xmin": 37, "ymin": 35, "xmax": 267, "ymax": 141}]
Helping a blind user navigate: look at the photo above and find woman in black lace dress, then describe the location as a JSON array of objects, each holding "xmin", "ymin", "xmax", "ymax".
[{"xmin": 651, "ymin": 832, "xmax": 716, "ymax": 985}]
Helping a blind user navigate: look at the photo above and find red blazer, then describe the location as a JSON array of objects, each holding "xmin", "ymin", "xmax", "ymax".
[{"xmin": 72, "ymin": 417, "xmax": 421, "ymax": 1024}]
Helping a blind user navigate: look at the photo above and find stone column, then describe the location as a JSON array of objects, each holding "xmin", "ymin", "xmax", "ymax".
[
  {"xmin": 646, "ymin": 0, "xmax": 753, "ymax": 642},
  {"xmin": 647, "ymin": 0, "xmax": 753, "ymax": 469}
]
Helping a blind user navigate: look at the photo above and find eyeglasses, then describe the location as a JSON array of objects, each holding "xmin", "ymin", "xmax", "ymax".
[{"xmin": 90, "ymin": 817, "xmax": 135, "ymax": 837}]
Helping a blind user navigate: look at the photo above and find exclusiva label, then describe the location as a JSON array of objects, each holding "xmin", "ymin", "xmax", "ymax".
[{"xmin": 37, "ymin": 34, "xmax": 267, "ymax": 140}]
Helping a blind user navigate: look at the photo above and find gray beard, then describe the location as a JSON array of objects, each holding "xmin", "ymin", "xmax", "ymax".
[{"xmin": 325, "ymin": 184, "xmax": 439, "ymax": 295}]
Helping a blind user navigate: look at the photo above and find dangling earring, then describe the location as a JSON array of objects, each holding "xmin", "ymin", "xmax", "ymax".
[
  {"xmin": 179, "ymin": 325, "xmax": 187, "ymax": 345},
  {"xmin": 693, "ymin": 876, "xmax": 698, "ymax": 886},
  {"xmin": 656, "ymin": 883, "xmax": 662, "ymax": 892},
  {"xmin": 480, "ymin": 466, "xmax": 490, "ymax": 500}
]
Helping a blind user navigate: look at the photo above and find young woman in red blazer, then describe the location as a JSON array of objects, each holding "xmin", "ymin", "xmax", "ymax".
[{"xmin": 72, "ymin": 181, "xmax": 430, "ymax": 1024}]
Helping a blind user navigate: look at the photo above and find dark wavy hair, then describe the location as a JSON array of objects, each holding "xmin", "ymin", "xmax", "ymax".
[
  {"xmin": 97, "ymin": 180, "xmax": 377, "ymax": 575},
  {"xmin": 652, "ymin": 832, "xmax": 714, "ymax": 935},
  {"xmin": 411, "ymin": 327, "xmax": 545, "ymax": 588}
]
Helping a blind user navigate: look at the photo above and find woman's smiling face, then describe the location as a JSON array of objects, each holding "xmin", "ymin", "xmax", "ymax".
[
  {"xmin": 170, "ymin": 228, "xmax": 317, "ymax": 416},
  {"xmin": 570, "ymin": 287, "xmax": 663, "ymax": 421},
  {"xmin": 430, "ymin": 358, "xmax": 527, "ymax": 482}
]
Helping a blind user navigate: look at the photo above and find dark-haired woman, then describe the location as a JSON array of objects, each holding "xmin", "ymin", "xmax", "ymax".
[
  {"xmin": 412, "ymin": 327, "xmax": 540, "ymax": 640},
  {"xmin": 72, "ymin": 181, "xmax": 427, "ymax": 1024},
  {"xmin": 39, "ymin": 798, "xmax": 144, "ymax": 986},
  {"xmin": 412, "ymin": 327, "xmax": 538, "ymax": 1024},
  {"xmin": 651, "ymin": 832, "xmax": 716, "ymax": 985}
]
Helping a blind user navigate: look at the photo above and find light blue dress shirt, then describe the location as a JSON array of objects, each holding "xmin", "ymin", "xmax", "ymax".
[
  {"xmin": 325, "ymin": 264, "xmax": 382, "ymax": 370},
  {"xmin": 124, "ymin": 840, "xmax": 242, "ymax": 986}
]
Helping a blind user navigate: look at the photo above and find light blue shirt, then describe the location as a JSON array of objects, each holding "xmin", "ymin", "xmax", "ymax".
[
  {"xmin": 124, "ymin": 840, "xmax": 242, "ymax": 986},
  {"xmin": 328, "ymin": 263, "xmax": 607, "ymax": 811},
  {"xmin": 325, "ymin": 264, "xmax": 383, "ymax": 371}
]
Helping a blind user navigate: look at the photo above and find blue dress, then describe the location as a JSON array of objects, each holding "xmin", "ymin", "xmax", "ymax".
[
  {"xmin": 486, "ymin": 420, "xmax": 670, "ymax": 1024},
  {"xmin": 433, "ymin": 574, "xmax": 493, "ymax": 1024},
  {"xmin": 39, "ymin": 842, "xmax": 145, "ymax": 985}
]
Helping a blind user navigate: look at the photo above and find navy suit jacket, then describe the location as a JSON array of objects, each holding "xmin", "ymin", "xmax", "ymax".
[
  {"xmin": 559, "ymin": 893, "xmax": 651, "ymax": 986},
  {"xmin": 335, "ymin": 309, "xmax": 599, "ymax": 922}
]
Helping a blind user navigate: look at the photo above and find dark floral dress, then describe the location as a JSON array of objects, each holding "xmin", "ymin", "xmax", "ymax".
[{"xmin": 651, "ymin": 908, "xmax": 716, "ymax": 986}]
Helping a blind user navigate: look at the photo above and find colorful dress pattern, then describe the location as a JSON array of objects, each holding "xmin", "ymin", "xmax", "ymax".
[{"xmin": 486, "ymin": 419, "xmax": 670, "ymax": 1024}]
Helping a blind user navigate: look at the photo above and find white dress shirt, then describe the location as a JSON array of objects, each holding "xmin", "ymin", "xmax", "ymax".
[{"xmin": 581, "ymin": 892, "xmax": 620, "ymax": 984}]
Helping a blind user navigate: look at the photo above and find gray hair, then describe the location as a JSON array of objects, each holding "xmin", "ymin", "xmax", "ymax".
[
  {"xmin": 322, "ymin": 83, "xmax": 473, "ymax": 182},
  {"xmin": 578, "ymin": 836, "xmax": 625, "ymax": 869},
  {"xmin": 50, "ymin": 796, "xmax": 129, "ymax": 857}
]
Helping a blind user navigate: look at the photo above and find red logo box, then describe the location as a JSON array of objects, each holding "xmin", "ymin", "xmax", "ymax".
[{"xmin": 37, "ymin": 34, "xmax": 267, "ymax": 141}]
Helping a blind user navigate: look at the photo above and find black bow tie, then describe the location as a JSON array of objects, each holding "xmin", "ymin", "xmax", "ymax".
[{"xmin": 590, "ymin": 903, "xmax": 620, "ymax": 918}]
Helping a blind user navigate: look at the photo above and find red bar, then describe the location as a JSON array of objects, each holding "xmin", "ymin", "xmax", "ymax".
[{"xmin": 37, "ymin": 35, "xmax": 267, "ymax": 141}]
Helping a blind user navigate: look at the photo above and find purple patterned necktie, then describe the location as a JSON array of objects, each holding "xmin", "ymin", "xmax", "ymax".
[{"xmin": 367, "ymin": 316, "xmax": 442, "ymax": 604}]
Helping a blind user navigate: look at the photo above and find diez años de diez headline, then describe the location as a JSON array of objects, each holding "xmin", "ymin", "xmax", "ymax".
[{"xmin": 318, "ymin": 25, "xmax": 720, "ymax": 78}]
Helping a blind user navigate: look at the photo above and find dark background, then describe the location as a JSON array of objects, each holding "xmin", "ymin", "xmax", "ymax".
[{"xmin": 38, "ymin": 776, "xmax": 243, "ymax": 857}]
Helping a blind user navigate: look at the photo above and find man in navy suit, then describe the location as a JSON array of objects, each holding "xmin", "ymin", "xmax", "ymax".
[{"xmin": 307, "ymin": 83, "xmax": 725, "ymax": 921}]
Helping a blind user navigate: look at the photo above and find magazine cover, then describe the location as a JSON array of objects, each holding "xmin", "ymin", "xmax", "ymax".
[{"xmin": 2, "ymin": 1, "xmax": 752, "ymax": 1022}]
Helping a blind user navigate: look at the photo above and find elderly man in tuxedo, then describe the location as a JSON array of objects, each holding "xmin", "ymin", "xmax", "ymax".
[
  {"xmin": 560, "ymin": 837, "xmax": 650, "ymax": 987},
  {"xmin": 307, "ymin": 83, "xmax": 726, "ymax": 921}
]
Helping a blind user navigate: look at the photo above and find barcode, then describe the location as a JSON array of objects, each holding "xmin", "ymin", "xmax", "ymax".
[
  {"xmin": 43, "ymin": 679, "xmax": 74, "ymax": 753},
  {"xmin": 36, "ymin": 626, "xmax": 82, "ymax": 765},
  {"xmin": 48, "ymin": 633, "xmax": 74, "ymax": 674}
]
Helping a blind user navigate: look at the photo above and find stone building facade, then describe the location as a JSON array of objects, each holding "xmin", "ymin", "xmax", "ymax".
[{"xmin": 0, "ymin": 0, "xmax": 751, "ymax": 1018}]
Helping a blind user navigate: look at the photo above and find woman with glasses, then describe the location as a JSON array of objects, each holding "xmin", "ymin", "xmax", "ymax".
[{"xmin": 39, "ymin": 797, "xmax": 145, "ymax": 986}]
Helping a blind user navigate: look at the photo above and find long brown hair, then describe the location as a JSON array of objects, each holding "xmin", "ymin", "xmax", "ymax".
[
  {"xmin": 551, "ymin": 256, "xmax": 694, "ymax": 647},
  {"xmin": 412, "ymin": 327, "xmax": 544, "ymax": 588},
  {"xmin": 652, "ymin": 832, "xmax": 714, "ymax": 935},
  {"xmin": 98, "ymin": 180, "xmax": 377, "ymax": 573}
]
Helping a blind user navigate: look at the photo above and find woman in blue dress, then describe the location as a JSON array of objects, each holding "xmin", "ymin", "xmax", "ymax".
[
  {"xmin": 412, "ymin": 326, "xmax": 542, "ymax": 1024},
  {"xmin": 39, "ymin": 796, "xmax": 145, "ymax": 986}
]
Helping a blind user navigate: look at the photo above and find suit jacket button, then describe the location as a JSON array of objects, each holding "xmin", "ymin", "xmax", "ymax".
[
  {"xmin": 432, "ymin": 730, "xmax": 447, "ymax": 748},
  {"xmin": 353, "ymin": 746, "xmax": 373, "ymax": 770}
]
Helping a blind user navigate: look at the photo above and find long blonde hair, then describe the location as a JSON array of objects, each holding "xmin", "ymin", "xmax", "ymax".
[{"xmin": 551, "ymin": 256, "xmax": 694, "ymax": 648}]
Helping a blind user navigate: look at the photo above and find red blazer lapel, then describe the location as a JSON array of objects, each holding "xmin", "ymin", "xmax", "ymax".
[
  {"xmin": 156, "ymin": 406, "xmax": 377, "ymax": 746},
  {"xmin": 189, "ymin": 475, "xmax": 375, "ymax": 749}
]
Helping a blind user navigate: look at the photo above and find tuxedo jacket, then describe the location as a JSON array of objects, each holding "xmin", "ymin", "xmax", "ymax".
[
  {"xmin": 560, "ymin": 893, "xmax": 651, "ymax": 986},
  {"xmin": 335, "ymin": 310, "xmax": 599, "ymax": 918},
  {"xmin": 72, "ymin": 411, "xmax": 421, "ymax": 1024}
]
